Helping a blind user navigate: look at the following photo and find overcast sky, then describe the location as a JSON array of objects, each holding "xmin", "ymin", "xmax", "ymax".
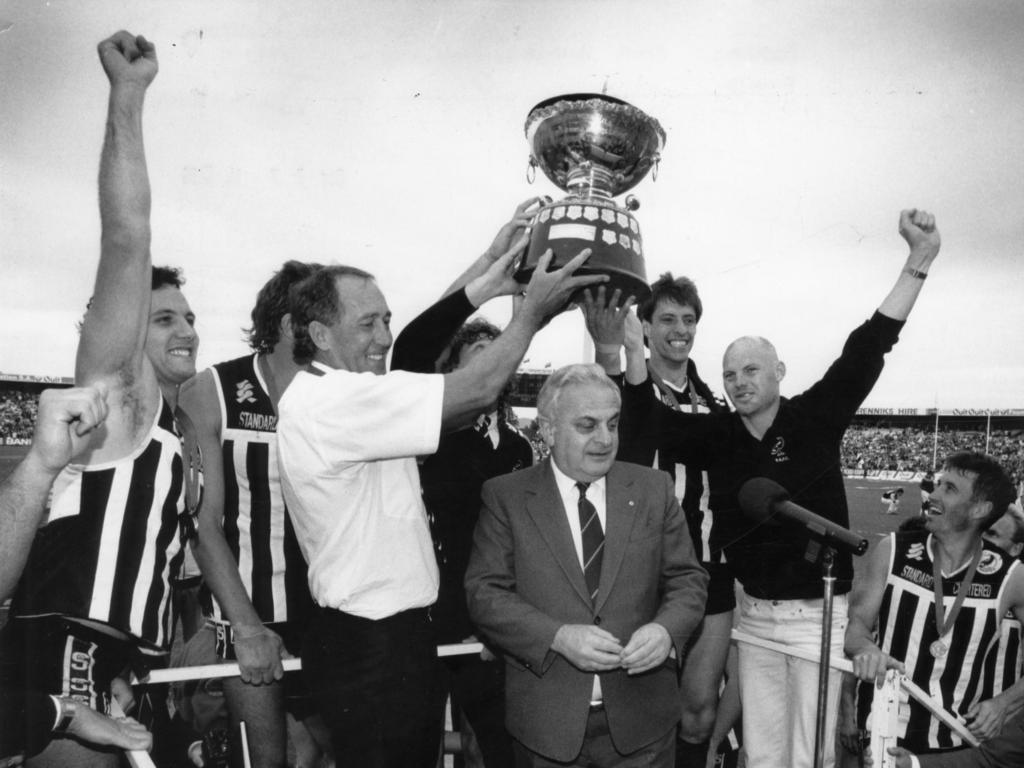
[{"xmin": 2, "ymin": 0, "xmax": 1022, "ymax": 408}]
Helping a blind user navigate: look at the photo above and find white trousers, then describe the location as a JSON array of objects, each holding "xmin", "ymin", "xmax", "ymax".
[{"xmin": 736, "ymin": 589, "xmax": 848, "ymax": 768}]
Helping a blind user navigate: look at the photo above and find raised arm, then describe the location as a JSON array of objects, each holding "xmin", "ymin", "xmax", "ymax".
[
  {"xmin": 616, "ymin": 311, "xmax": 704, "ymax": 467},
  {"xmin": 0, "ymin": 385, "xmax": 109, "ymax": 600},
  {"xmin": 391, "ymin": 235, "xmax": 528, "ymax": 373},
  {"xmin": 178, "ymin": 371, "xmax": 285, "ymax": 685},
  {"xmin": 793, "ymin": 210, "xmax": 940, "ymax": 431},
  {"xmin": 391, "ymin": 291, "xmax": 477, "ymax": 373},
  {"xmin": 877, "ymin": 208, "xmax": 941, "ymax": 321},
  {"xmin": 76, "ymin": 32, "xmax": 158, "ymax": 391},
  {"xmin": 439, "ymin": 197, "xmax": 543, "ymax": 300},
  {"xmin": 440, "ymin": 249, "xmax": 605, "ymax": 428},
  {"xmin": 580, "ymin": 287, "xmax": 637, "ymax": 376},
  {"xmin": 622, "ymin": 309, "xmax": 647, "ymax": 385}
]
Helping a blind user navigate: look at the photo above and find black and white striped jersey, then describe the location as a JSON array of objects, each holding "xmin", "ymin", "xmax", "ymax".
[
  {"xmin": 985, "ymin": 611, "xmax": 1023, "ymax": 696},
  {"xmin": 208, "ymin": 354, "xmax": 311, "ymax": 625},
  {"xmin": 870, "ymin": 531, "xmax": 1020, "ymax": 751},
  {"xmin": 646, "ymin": 364, "xmax": 727, "ymax": 566},
  {"xmin": 12, "ymin": 396, "xmax": 190, "ymax": 650}
]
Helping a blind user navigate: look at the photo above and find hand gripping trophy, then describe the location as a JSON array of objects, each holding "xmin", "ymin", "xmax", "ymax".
[{"xmin": 516, "ymin": 93, "xmax": 666, "ymax": 306}]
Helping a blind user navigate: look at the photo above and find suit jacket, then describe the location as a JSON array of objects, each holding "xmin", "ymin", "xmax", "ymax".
[
  {"xmin": 920, "ymin": 707, "xmax": 1024, "ymax": 767},
  {"xmin": 465, "ymin": 460, "xmax": 709, "ymax": 761}
]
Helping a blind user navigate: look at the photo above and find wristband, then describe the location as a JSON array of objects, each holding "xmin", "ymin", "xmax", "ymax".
[
  {"xmin": 595, "ymin": 342, "xmax": 621, "ymax": 354},
  {"xmin": 904, "ymin": 267, "xmax": 928, "ymax": 280},
  {"xmin": 52, "ymin": 696, "xmax": 76, "ymax": 733}
]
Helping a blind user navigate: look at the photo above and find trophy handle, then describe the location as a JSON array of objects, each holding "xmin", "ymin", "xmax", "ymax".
[{"xmin": 526, "ymin": 157, "xmax": 537, "ymax": 184}]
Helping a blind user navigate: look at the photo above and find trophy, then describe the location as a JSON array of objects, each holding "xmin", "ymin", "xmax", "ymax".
[{"xmin": 516, "ymin": 93, "xmax": 665, "ymax": 305}]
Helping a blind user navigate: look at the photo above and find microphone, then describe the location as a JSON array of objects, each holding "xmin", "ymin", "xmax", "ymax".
[{"xmin": 738, "ymin": 477, "xmax": 868, "ymax": 556}]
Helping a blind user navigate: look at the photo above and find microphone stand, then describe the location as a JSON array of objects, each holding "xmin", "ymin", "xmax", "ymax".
[
  {"xmin": 808, "ymin": 540, "xmax": 837, "ymax": 768},
  {"xmin": 736, "ymin": 478, "xmax": 868, "ymax": 768}
]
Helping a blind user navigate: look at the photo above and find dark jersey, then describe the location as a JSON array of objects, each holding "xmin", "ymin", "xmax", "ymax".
[
  {"xmin": 621, "ymin": 312, "xmax": 903, "ymax": 599},
  {"xmin": 420, "ymin": 417, "xmax": 533, "ymax": 642}
]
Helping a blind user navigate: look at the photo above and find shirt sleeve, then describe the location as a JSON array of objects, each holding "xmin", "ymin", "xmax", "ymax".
[
  {"xmin": 290, "ymin": 369, "xmax": 444, "ymax": 464},
  {"xmin": 797, "ymin": 311, "xmax": 904, "ymax": 433},
  {"xmin": 391, "ymin": 289, "xmax": 476, "ymax": 373}
]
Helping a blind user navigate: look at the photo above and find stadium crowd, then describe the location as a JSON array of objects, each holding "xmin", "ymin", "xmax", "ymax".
[
  {"xmin": 4, "ymin": 28, "xmax": 1024, "ymax": 768},
  {"xmin": 7, "ymin": 396, "xmax": 1024, "ymax": 485},
  {"xmin": 0, "ymin": 391, "xmax": 39, "ymax": 440},
  {"xmin": 841, "ymin": 425, "xmax": 1024, "ymax": 483}
]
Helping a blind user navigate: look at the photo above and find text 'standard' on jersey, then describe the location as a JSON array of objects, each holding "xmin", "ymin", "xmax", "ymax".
[{"xmin": 239, "ymin": 411, "xmax": 277, "ymax": 431}]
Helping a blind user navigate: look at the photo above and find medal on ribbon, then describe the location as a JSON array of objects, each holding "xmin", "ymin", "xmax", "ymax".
[
  {"xmin": 928, "ymin": 639, "xmax": 948, "ymax": 658},
  {"xmin": 929, "ymin": 539, "xmax": 983, "ymax": 660}
]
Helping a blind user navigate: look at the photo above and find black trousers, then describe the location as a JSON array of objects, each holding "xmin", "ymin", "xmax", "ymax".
[
  {"xmin": 444, "ymin": 654, "xmax": 513, "ymax": 768},
  {"xmin": 302, "ymin": 606, "xmax": 443, "ymax": 768}
]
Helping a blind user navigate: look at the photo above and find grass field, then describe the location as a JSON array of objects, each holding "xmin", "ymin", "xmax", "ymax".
[{"xmin": 844, "ymin": 476, "xmax": 925, "ymax": 580}]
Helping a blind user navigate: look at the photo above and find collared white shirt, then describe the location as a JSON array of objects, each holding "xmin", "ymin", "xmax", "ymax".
[
  {"xmin": 550, "ymin": 459, "xmax": 607, "ymax": 702},
  {"xmin": 277, "ymin": 362, "xmax": 443, "ymax": 619}
]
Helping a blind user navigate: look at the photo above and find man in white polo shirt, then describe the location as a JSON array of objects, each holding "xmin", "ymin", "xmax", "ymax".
[{"xmin": 277, "ymin": 248, "xmax": 602, "ymax": 768}]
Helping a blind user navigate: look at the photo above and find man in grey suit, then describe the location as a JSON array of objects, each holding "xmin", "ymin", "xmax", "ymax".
[{"xmin": 466, "ymin": 363, "xmax": 709, "ymax": 767}]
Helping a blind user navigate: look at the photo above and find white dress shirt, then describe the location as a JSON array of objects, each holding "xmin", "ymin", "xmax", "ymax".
[{"xmin": 277, "ymin": 362, "xmax": 443, "ymax": 619}]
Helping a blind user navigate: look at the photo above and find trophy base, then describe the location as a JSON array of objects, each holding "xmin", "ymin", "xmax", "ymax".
[{"xmin": 515, "ymin": 199, "xmax": 652, "ymax": 309}]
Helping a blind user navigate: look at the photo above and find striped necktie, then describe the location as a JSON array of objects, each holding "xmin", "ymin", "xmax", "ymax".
[{"xmin": 576, "ymin": 481, "xmax": 604, "ymax": 604}]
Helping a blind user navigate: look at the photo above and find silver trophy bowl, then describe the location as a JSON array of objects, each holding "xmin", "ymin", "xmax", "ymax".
[
  {"xmin": 526, "ymin": 93, "xmax": 666, "ymax": 199},
  {"xmin": 517, "ymin": 94, "xmax": 665, "ymax": 305}
]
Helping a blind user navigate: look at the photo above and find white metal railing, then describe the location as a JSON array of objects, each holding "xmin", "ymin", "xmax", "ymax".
[
  {"xmin": 119, "ymin": 634, "xmax": 980, "ymax": 768},
  {"xmin": 135, "ymin": 642, "xmax": 483, "ymax": 685},
  {"xmin": 114, "ymin": 642, "xmax": 485, "ymax": 767},
  {"xmin": 731, "ymin": 629, "xmax": 981, "ymax": 768}
]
